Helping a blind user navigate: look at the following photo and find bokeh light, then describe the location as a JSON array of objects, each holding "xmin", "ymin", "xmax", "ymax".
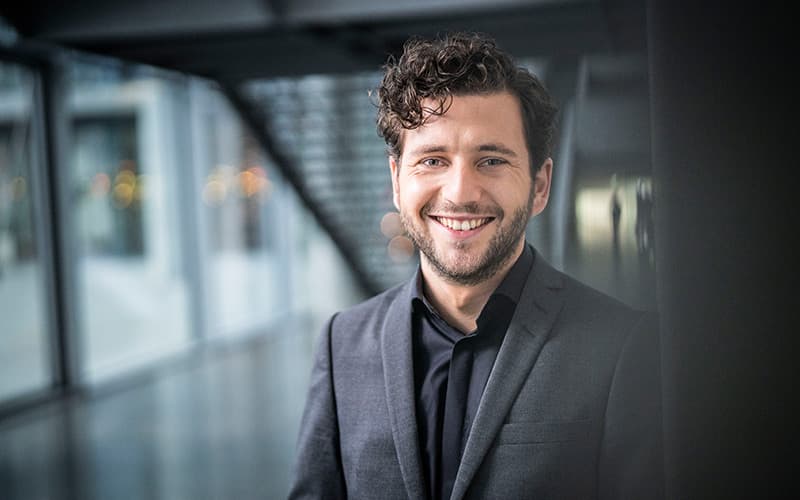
[
  {"xmin": 380, "ymin": 211, "xmax": 403, "ymax": 239},
  {"xmin": 387, "ymin": 235, "xmax": 414, "ymax": 263}
]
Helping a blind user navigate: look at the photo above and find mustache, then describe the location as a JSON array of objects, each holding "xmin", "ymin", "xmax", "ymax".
[{"xmin": 422, "ymin": 201, "xmax": 502, "ymax": 216}]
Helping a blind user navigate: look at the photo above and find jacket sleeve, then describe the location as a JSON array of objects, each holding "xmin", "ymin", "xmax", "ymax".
[
  {"xmin": 598, "ymin": 311, "xmax": 665, "ymax": 500},
  {"xmin": 287, "ymin": 314, "xmax": 347, "ymax": 500}
]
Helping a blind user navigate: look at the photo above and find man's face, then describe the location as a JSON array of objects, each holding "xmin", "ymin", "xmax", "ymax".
[{"xmin": 390, "ymin": 92, "xmax": 552, "ymax": 286}]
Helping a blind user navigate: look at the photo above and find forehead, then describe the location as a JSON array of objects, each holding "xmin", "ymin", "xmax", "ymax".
[{"xmin": 399, "ymin": 92, "xmax": 527, "ymax": 155}]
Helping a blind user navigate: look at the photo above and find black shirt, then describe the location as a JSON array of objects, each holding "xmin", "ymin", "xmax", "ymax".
[{"xmin": 411, "ymin": 244, "xmax": 534, "ymax": 500}]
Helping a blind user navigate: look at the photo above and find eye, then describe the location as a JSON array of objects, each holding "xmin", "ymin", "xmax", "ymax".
[
  {"xmin": 420, "ymin": 158, "xmax": 446, "ymax": 168},
  {"xmin": 480, "ymin": 157, "xmax": 507, "ymax": 167}
]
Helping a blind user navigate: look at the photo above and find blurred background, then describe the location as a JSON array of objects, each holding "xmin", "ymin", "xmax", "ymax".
[{"xmin": 0, "ymin": 1, "xmax": 792, "ymax": 499}]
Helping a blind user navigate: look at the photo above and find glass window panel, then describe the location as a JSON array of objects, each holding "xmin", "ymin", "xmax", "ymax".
[
  {"xmin": 67, "ymin": 59, "xmax": 192, "ymax": 381},
  {"xmin": 285, "ymin": 189, "xmax": 366, "ymax": 333},
  {"xmin": 0, "ymin": 61, "xmax": 51, "ymax": 399},
  {"xmin": 191, "ymin": 84, "xmax": 286, "ymax": 336}
]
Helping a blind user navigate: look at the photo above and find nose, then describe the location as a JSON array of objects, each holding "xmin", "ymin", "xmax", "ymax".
[{"xmin": 440, "ymin": 162, "xmax": 482, "ymax": 206}]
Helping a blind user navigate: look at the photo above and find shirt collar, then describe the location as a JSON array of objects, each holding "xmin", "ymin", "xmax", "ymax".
[
  {"xmin": 491, "ymin": 242, "xmax": 534, "ymax": 304},
  {"xmin": 410, "ymin": 268, "xmax": 434, "ymax": 316}
]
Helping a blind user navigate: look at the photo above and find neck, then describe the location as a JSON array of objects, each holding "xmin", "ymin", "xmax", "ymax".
[{"xmin": 420, "ymin": 240, "xmax": 525, "ymax": 334}]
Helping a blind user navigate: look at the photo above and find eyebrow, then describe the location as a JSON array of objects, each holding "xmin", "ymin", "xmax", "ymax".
[
  {"xmin": 478, "ymin": 143, "xmax": 519, "ymax": 157},
  {"xmin": 407, "ymin": 143, "xmax": 519, "ymax": 157},
  {"xmin": 407, "ymin": 145, "xmax": 449, "ymax": 157}
]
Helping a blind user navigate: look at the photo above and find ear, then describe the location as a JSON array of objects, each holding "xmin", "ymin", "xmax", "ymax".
[
  {"xmin": 389, "ymin": 156, "xmax": 401, "ymax": 211},
  {"xmin": 531, "ymin": 158, "xmax": 553, "ymax": 217}
]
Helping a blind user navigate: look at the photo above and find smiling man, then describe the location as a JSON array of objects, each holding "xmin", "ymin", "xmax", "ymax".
[
  {"xmin": 389, "ymin": 91, "xmax": 547, "ymax": 334},
  {"xmin": 288, "ymin": 33, "xmax": 663, "ymax": 500}
]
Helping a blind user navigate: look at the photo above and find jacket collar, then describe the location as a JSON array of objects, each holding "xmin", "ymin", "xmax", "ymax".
[{"xmin": 381, "ymin": 275, "xmax": 427, "ymax": 499}]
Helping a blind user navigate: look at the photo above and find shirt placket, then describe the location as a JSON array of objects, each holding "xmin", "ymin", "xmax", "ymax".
[{"xmin": 440, "ymin": 335, "xmax": 475, "ymax": 500}]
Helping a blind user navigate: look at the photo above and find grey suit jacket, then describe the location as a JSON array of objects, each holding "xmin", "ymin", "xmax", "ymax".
[{"xmin": 288, "ymin": 250, "xmax": 663, "ymax": 499}]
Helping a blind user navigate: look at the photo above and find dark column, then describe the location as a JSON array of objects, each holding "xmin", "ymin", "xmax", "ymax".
[{"xmin": 648, "ymin": 2, "xmax": 794, "ymax": 498}]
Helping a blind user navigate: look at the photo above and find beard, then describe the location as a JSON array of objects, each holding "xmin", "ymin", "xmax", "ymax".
[{"xmin": 400, "ymin": 191, "xmax": 533, "ymax": 286}]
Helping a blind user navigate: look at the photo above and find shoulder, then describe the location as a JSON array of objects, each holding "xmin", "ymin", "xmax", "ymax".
[
  {"xmin": 525, "ymin": 265, "xmax": 660, "ymax": 394},
  {"xmin": 318, "ymin": 279, "xmax": 410, "ymax": 356},
  {"xmin": 561, "ymin": 273, "xmax": 640, "ymax": 318},
  {"xmin": 559, "ymin": 273, "xmax": 659, "ymax": 357},
  {"xmin": 529, "ymin": 257, "xmax": 656, "ymax": 346},
  {"xmin": 569, "ymin": 271, "xmax": 654, "ymax": 322},
  {"xmin": 331, "ymin": 280, "xmax": 406, "ymax": 331}
]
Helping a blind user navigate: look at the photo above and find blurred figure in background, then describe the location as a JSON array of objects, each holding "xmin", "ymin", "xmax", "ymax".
[
  {"xmin": 289, "ymin": 32, "xmax": 662, "ymax": 500},
  {"xmin": 635, "ymin": 177, "xmax": 655, "ymax": 264},
  {"xmin": 610, "ymin": 174, "xmax": 622, "ymax": 258}
]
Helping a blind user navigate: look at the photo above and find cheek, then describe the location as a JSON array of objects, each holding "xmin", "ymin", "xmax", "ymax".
[
  {"xmin": 489, "ymin": 179, "xmax": 528, "ymax": 205},
  {"xmin": 399, "ymin": 176, "xmax": 435, "ymax": 209}
]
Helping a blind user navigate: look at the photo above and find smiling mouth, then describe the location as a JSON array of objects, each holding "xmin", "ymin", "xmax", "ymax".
[{"xmin": 431, "ymin": 216, "xmax": 495, "ymax": 231}]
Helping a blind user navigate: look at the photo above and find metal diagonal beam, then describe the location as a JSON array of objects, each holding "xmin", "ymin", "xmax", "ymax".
[{"xmin": 218, "ymin": 82, "xmax": 382, "ymax": 297}]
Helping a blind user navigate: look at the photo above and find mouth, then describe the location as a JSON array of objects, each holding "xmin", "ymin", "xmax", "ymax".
[{"xmin": 429, "ymin": 215, "xmax": 495, "ymax": 233}]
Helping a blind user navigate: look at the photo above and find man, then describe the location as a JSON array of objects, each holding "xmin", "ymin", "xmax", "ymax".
[{"xmin": 288, "ymin": 32, "xmax": 662, "ymax": 500}]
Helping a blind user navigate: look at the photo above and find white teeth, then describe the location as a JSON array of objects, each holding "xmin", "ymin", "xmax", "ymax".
[{"xmin": 436, "ymin": 217, "xmax": 489, "ymax": 231}]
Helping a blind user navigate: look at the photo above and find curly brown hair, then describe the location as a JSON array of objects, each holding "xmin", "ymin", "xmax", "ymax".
[{"xmin": 376, "ymin": 32, "xmax": 558, "ymax": 173}]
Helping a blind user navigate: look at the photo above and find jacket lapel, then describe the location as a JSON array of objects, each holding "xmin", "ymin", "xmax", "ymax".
[
  {"xmin": 381, "ymin": 277, "xmax": 427, "ymax": 500},
  {"xmin": 450, "ymin": 251, "xmax": 566, "ymax": 500}
]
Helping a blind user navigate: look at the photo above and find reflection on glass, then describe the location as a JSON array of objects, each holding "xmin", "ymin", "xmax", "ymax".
[
  {"xmin": 575, "ymin": 174, "xmax": 654, "ymax": 260},
  {"xmin": 194, "ymin": 87, "xmax": 284, "ymax": 335},
  {"xmin": 73, "ymin": 117, "xmax": 144, "ymax": 256},
  {"xmin": 68, "ymin": 60, "xmax": 191, "ymax": 380},
  {"xmin": 573, "ymin": 173, "xmax": 656, "ymax": 310},
  {"xmin": 0, "ymin": 61, "xmax": 51, "ymax": 400}
]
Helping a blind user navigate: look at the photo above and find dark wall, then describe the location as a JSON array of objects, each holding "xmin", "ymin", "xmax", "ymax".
[{"xmin": 648, "ymin": 2, "xmax": 794, "ymax": 498}]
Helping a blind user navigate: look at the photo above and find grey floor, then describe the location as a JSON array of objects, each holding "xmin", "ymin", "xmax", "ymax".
[{"xmin": 0, "ymin": 317, "xmax": 318, "ymax": 500}]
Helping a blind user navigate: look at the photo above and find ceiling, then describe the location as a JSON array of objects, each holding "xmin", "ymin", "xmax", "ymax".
[{"xmin": 1, "ymin": 0, "xmax": 646, "ymax": 83}]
